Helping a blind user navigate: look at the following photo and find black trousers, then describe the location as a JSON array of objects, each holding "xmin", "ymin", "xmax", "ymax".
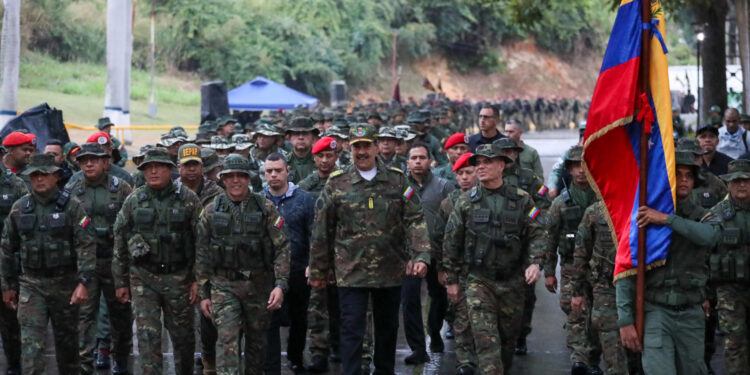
[
  {"xmin": 425, "ymin": 264, "xmax": 448, "ymax": 341},
  {"xmin": 286, "ymin": 271, "xmax": 311, "ymax": 365},
  {"xmin": 265, "ymin": 310, "xmax": 281, "ymax": 375},
  {"xmin": 339, "ymin": 286, "xmax": 401, "ymax": 375},
  {"xmin": 402, "ymin": 265, "xmax": 448, "ymax": 353}
]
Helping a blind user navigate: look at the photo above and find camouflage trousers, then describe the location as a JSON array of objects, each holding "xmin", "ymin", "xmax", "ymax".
[
  {"xmin": 559, "ymin": 267, "xmax": 600, "ymax": 365},
  {"xmin": 446, "ymin": 279, "xmax": 476, "ymax": 369},
  {"xmin": 716, "ymin": 283, "xmax": 750, "ymax": 375},
  {"xmin": 18, "ymin": 273, "xmax": 80, "ymax": 375},
  {"xmin": 79, "ymin": 259, "xmax": 133, "ymax": 375},
  {"xmin": 641, "ymin": 301, "xmax": 706, "ymax": 375},
  {"xmin": 211, "ymin": 274, "xmax": 272, "ymax": 375},
  {"xmin": 0, "ymin": 279, "xmax": 20, "ymax": 368},
  {"xmin": 519, "ymin": 282, "xmax": 536, "ymax": 339},
  {"xmin": 131, "ymin": 266, "xmax": 195, "ymax": 375},
  {"xmin": 590, "ymin": 291, "xmax": 626, "ymax": 375},
  {"xmin": 307, "ymin": 285, "xmax": 340, "ymax": 358},
  {"xmin": 465, "ymin": 272, "xmax": 525, "ymax": 375},
  {"xmin": 194, "ymin": 306, "xmax": 218, "ymax": 360}
]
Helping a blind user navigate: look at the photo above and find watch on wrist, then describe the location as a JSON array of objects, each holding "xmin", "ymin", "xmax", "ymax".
[{"xmin": 79, "ymin": 277, "xmax": 90, "ymax": 287}]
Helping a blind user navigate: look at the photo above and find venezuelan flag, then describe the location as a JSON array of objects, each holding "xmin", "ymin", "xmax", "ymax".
[{"xmin": 583, "ymin": 0, "xmax": 675, "ymax": 280}]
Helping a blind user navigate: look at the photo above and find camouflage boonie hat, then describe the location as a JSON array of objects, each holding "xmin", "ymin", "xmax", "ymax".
[
  {"xmin": 406, "ymin": 111, "xmax": 428, "ymax": 124},
  {"xmin": 194, "ymin": 133, "xmax": 212, "ymax": 145},
  {"xmin": 218, "ymin": 154, "xmax": 252, "ymax": 178},
  {"xmin": 76, "ymin": 143, "xmax": 109, "ymax": 159},
  {"xmin": 311, "ymin": 112, "xmax": 324, "ymax": 122},
  {"xmin": 322, "ymin": 127, "xmax": 348, "ymax": 140},
  {"xmin": 209, "ymin": 136, "xmax": 234, "ymax": 150},
  {"xmin": 675, "ymin": 138, "xmax": 705, "ymax": 155},
  {"xmin": 23, "ymin": 154, "xmax": 61, "ymax": 175},
  {"xmin": 198, "ymin": 120, "xmax": 218, "ymax": 135},
  {"xmin": 217, "ymin": 116, "xmax": 238, "ymax": 126},
  {"xmin": 137, "ymin": 147, "xmax": 175, "ymax": 170},
  {"xmin": 232, "ymin": 134, "xmax": 253, "ymax": 150},
  {"xmin": 492, "ymin": 138, "xmax": 524, "ymax": 152},
  {"xmin": 96, "ymin": 117, "xmax": 115, "ymax": 130},
  {"xmin": 721, "ymin": 159, "xmax": 750, "ymax": 182},
  {"xmin": 254, "ymin": 123, "xmax": 283, "ymax": 137},
  {"xmin": 376, "ymin": 126, "xmax": 400, "ymax": 140},
  {"xmin": 468, "ymin": 144, "xmax": 512, "ymax": 165},
  {"xmin": 349, "ymin": 124, "xmax": 377, "ymax": 145},
  {"xmin": 322, "ymin": 110, "xmax": 334, "ymax": 121},
  {"xmin": 286, "ymin": 117, "xmax": 317, "ymax": 134},
  {"xmin": 201, "ymin": 148, "xmax": 222, "ymax": 171},
  {"xmin": 132, "ymin": 144, "xmax": 154, "ymax": 165},
  {"xmin": 178, "ymin": 144, "xmax": 202, "ymax": 164},
  {"xmin": 564, "ymin": 145, "xmax": 583, "ymax": 166},
  {"xmin": 675, "ymin": 150, "xmax": 698, "ymax": 168},
  {"xmin": 394, "ymin": 125, "xmax": 416, "ymax": 141}
]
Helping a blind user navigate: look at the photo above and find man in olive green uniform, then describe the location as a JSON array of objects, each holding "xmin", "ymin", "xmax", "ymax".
[
  {"xmin": 443, "ymin": 143, "xmax": 547, "ymax": 374},
  {"xmin": 0, "ymin": 154, "xmax": 96, "ymax": 374},
  {"xmin": 617, "ymin": 150, "xmax": 714, "ymax": 375},
  {"xmin": 408, "ymin": 112, "xmax": 449, "ymax": 167},
  {"xmin": 308, "ymin": 124, "xmax": 431, "ymax": 375},
  {"xmin": 0, "ymin": 154, "xmax": 27, "ymax": 375},
  {"xmin": 112, "ymin": 147, "xmax": 203, "ymax": 375},
  {"xmin": 570, "ymin": 201, "xmax": 625, "ymax": 375},
  {"xmin": 376, "ymin": 126, "xmax": 407, "ymax": 171},
  {"xmin": 196, "ymin": 154, "xmax": 290, "ymax": 375},
  {"xmin": 69, "ymin": 143, "xmax": 134, "ymax": 375},
  {"xmin": 542, "ymin": 145, "xmax": 600, "ymax": 374},
  {"xmin": 702, "ymin": 159, "xmax": 750, "ymax": 375},
  {"xmin": 286, "ymin": 117, "xmax": 318, "ymax": 184},
  {"xmin": 96, "ymin": 117, "xmax": 129, "ymax": 167}
]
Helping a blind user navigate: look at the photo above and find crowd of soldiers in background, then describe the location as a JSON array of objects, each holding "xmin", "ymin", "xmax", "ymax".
[{"xmin": 0, "ymin": 95, "xmax": 745, "ymax": 375}]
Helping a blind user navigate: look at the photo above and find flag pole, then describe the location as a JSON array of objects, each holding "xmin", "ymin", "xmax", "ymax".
[{"xmin": 636, "ymin": 0, "xmax": 652, "ymax": 344}]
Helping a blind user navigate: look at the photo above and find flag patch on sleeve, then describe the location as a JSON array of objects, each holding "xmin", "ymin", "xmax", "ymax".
[
  {"xmin": 273, "ymin": 217, "xmax": 284, "ymax": 229},
  {"xmin": 528, "ymin": 207, "xmax": 540, "ymax": 220},
  {"xmin": 79, "ymin": 216, "xmax": 90, "ymax": 228},
  {"xmin": 403, "ymin": 186, "xmax": 414, "ymax": 199},
  {"xmin": 537, "ymin": 185, "xmax": 548, "ymax": 195}
]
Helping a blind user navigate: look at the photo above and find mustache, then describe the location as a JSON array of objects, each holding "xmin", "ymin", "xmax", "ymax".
[{"xmin": 356, "ymin": 154, "xmax": 369, "ymax": 160}]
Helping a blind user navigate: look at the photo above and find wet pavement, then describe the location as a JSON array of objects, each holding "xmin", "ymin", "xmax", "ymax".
[{"xmin": 8, "ymin": 131, "xmax": 728, "ymax": 374}]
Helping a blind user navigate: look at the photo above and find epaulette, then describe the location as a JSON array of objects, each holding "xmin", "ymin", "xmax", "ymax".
[
  {"xmin": 389, "ymin": 167, "xmax": 404, "ymax": 174},
  {"xmin": 329, "ymin": 170, "xmax": 344, "ymax": 178}
]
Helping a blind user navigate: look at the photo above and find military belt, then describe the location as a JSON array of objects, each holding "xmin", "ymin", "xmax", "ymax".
[
  {"xmin": 23, "ymin": 265, "xmax": 76, "ymax": 278},
  {"xmin": 213, "ymin": 268, "xmax": 264, "ymax": 281},
  {"xmin": 650, "ymin": 300, "xmax": 696, "ymax": 312},
  {"xmin": 135, "ymin": 262, "xmax": 186, "ymax": 274}
]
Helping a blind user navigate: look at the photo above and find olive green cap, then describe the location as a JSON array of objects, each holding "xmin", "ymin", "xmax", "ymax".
[
  {"xmin": 675, "ymin": 138, "xmax": 705, "ymax": 155},
  {"xmin": 201, "ymin": 148, "xmax": 222, "ymax": 171},
  {"xmin": 217, "ymin": 154, "xmax": 251, "ymax": 177},
  {"xmin": 709, "ymin": 105, "xmax": 721, "ymax": 113},
  {"xmin": 254, "ymin": 123, "xmax": 283, "ymax": 137},
  {"xmin": 217, "ymin": 115, "xmax": 238, "ymax": 126},
  {"xmin": 23, "ymin": 154, "xmax": 61, "ymax": 175},
  {"xmin": 96, "ymin": 117, "xmax": 115, "ymax": 130},
  {"xmin": 406, "ymin": 111, "xmax": 427, "ymax": 124},
  {"xmin": 566, "ymin": 146, "xmax": 583, "ymax": 163},
  {"xmin": 349, "ymin": 124, "xmax": 378, "ymax": 145},
  {"xmin": 468, "ymin": 144, "xmax": 512, "ymax": 165},
  {"xmin": 286, "ymin": 116, "xmax": 317, "ymax": 134},
  {"xmin": 63, "ymin": 142, "xmax": 80, "ymax": 157},
  {"xmin": 178, "ymin": 143, "xmax": 202, "ymax": 164},
  {"xmin": 675, "ymin": 150, "xmax": 698, "ymax": 167},
  {"xmin": 492, "ymin": 138, "xmax": 523, "ymax": 152},
  {"xmin": 76, "ymin": 143, "xmax": 109, "ymax": 159},
  {"xmin": 721, "ymin": 159, "xmax": 750, "ymax": 182},
  {"xmin": 137, "ymin": 147, "xmax": 175, "ymax": 170}
]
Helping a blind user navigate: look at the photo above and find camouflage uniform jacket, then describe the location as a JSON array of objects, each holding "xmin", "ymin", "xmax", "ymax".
[
  {"xmin": 308, "ymin": 163, "xmax": 431, "ymax": 287},
  {"xmin": 571, "ymin": 201, "xmax": 616, "ymax": 297},
  {"xmin": 691, "ymin": 170, "xmax": 728, "ymax": 209},
  {"xmin": 435, "ymin": 188, "xmax": 468, "ymax": 270},
  {"xmin": 0, "ymin": 165, "xmax": 28, "ymax": 234},
  {"xmin": 298, "ymin": 172, "xmax": 328, "ymax": 200},
  {"xmin": 288, "ymin": 151, "xmax": 316, "ymax": 184},
  {"xmin": 543, "ymin": 184, "xmax": 598, "ymax": 276},
  {"xmin": 378, "ymin": 153, "xmax": 406, "ymax": 172},
  {"xmin": 337, "ymin": 150, "xmax": 353, "ymax": 169},
  {"xmin": 175, "ymin": 177, "xmax": 224, "ymax": 207},
  {"xmin": 503, "ymin": 163, "xmax": 552, "ymax": 209},
  {"xmin": 68, "ymin": 164, "xmax": 135, "ymax": 187},
  {"xmin": 195, "ymin": 192, "xmax": 290, "ymax": 300},
  {"xmin": 111, "ymin": 181, "xmax": 203, "ymax": 289},
  {"xmin": 0, "ymin": 188, "xmax": 96, "ymax": 290},
  {"xmin": 442, "ymin": 184, "xmax": 548, "ymax": 286},
  {"xmin": 519, "ymin": 142, "xmax": 544, "ymax": 179}
]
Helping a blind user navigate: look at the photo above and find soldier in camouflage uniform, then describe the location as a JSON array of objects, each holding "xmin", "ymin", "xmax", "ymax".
[
  {"xmin": 702, "ymin": 159, "xmax": 750, "ymax": 374},
  {"xmin": 0, "ymin": 153, "xmax": 96, "ymax": 374},
  {"xmin": 112, "ymin": 147, "xmax": 203, "ymax": 375},
  {"xmin": 286, "ymin": 117, "xmax": 318, "ymax": 184},
  {"xmin": 376, "ymin": 126, "xmax": 407, "ymax": 171},
  {"xmin": 96, "ymin": 117, "xmax": 129, "ymax": 168},
  {"xmin": 570, "ymin": 201, "xmax": 624, "ymax": 375},
  {"xmin": 407, "ymin": 112, "xmax": 449, "ymax": 167},
  {"xmin": 68, "ymin": 143, "xmax": 134, "ymax": 375},
  {"xmin": 195, "ymin": 154, "xmax": 290, "ymax": 375},
  {"xmin": 308, "ymin": 124, "xmax": 431, "ymax": 375},
  {"xmin": 617, "ymin": 151, "xmax": 714, "ymax": 375},
  {"xmin": 321, "ymin": 127, "xmax": 352, "ymax": 170},
  {"xmin": 542, "ymin": 146, "xmax": 600, "ymax": 374},
  {"xmin": 443, "ymin": 143, "xmax": 547, "ymax": 374},
  {"xmin": 250, "ymin": 124, "xmax": 285, "ymax": 181},
  {"xmin": 0, "ymin": 152, "xmax": 27, "ymax": 375}
]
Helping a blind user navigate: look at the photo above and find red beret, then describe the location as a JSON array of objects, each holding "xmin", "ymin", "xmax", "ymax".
[
  {"xmin": 452, "ymin": 152, "xmax": 473, "ymax": 172},
  {"xmin": 2, "ymin": 132, "xmax": 34, "ymax": 147},
  {"xmin": 87, "ymin": 131, "xmax": 111, "ymax": 145},
  {"xmin": 312, "ymin": 136, "xmax": 337, "ymax": 154},
  {"xmin": 444, "ymin": 133, "xmax": 467, "ymax": 150}
]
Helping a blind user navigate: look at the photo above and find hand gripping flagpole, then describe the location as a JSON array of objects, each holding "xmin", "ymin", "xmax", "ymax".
[{"xmin": 636, "ymin": 0, "xmax": 653, "ymax": 345}]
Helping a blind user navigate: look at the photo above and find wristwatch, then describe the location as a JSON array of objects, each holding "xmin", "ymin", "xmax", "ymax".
[{"xmin": 79, "ymin": 277, "xmax": 90, "ymax": 287}]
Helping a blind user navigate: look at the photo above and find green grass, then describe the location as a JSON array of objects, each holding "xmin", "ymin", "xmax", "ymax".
[{"xmin": 17, "ymin": 51, "xmax": 202, "ymax": 126}]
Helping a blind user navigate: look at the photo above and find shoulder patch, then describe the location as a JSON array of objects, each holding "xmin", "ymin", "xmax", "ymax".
[
  {"xmin": 329, "ymin": 170, "xmax": 343, "ymax": 178},
  {"xmin": 273, "ymin": 216, "xmax": 284, "ymax": 229},
  {"xmin": 389, "ymin": 167, "xmax": 404, "ymax": 174},
  {"xmin": 528, "ymin": 206, "xmax": 540, "ymax": 220},
  {"xmin": 403, "ymin": 186, "xmax": 415, "ymax": 199},
  {"xmin": 537, "ymin": 185, "xmax": 549, "ymax": 196},
  {"xmin": 79, "ymin": 215, "xmax": 90, "ymax": 228}
]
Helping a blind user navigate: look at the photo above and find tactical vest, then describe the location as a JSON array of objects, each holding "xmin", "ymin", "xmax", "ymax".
[
  {"xmin": 557, "ymin": 189, "xmax": 583, "ymax": 264},
  {"xmin": 209, "ymin": 194, "xmax": 272, "ymax": 271},
  {"xmin": 15, "ymin": 191, "xmax": 76, "ymax": 270},
  {"xmin": 693, "ymin": 186, "xmax": 721, "ymax": 209},
  {"xmin": 71, "ymin": 176, "xmax": 123, "ymax": 257},
  {"xmin": 130, "ymin": 185, "xmax": 190, "ymax": 267},
  {"xmin": 589, "ymin": 211, "xmax": 616, "ymax": 286},
  {"xmin": 645, "ymin": 202, "xmax": 707, "ymax": 306},
  {"xmin": 465, "ymin": 186, "xmax": 524, "ymax": 280},
  {"xmin": 506, "ymin": 168, "xmax": 535, "ymax": 193},
  {"xmin": 0, "ymin": 170, "xmax": 23, "ymax": 229},
  {"xmin": 710, "ymin": 200, "xmax": 750, "ymax": 284}
]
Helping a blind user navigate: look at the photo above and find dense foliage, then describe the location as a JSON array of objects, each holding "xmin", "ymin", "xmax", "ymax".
[{"xmin": 10, "ymin": 0, "xmax": 612, "ymax": 99}]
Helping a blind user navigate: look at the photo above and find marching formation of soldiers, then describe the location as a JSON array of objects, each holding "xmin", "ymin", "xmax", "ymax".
[{"xmin": 0, "ymin": 98, "xmax": 747, "ymax": 375}]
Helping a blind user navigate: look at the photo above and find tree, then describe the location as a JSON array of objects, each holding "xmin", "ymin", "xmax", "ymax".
[
  {"xmin": 696, "ymin": 1, "xmax": 729, "ymax": 120},
  {"xmin": 734, "ymin": 0, "xmax": 750, "ymax": 111}
]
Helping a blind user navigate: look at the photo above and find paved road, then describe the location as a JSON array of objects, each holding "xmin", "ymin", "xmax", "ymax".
[{"xmin": 13, "ymin": 131, "xmax": 727, "ymax": 374}]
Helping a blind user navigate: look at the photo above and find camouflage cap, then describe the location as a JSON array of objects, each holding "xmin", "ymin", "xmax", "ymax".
[
  {"xmin": 217, "ymin": 154, "xmax": 251, "ymax": 178},
  {"xmin": 178, "ymin": 143, "xmax": 202, "ymax": 164},
  {"xmin": 406, "ymin": 111, "xmax": 428, "ymax": 124},
  {"xmin": 255, "ymin": 123, "xmax": 283, "ymax": 137},
  {"xmin": 376, "ymin": 126, "xmax": 400, "ymax": 139},
  {"xmin": 286, "ymin": 116, "xmax": 317, "ymax": 133},
  {"xmin": 194, "ymin": 133, "xmax": 212, "ymax": 145},
  {"xmin": 232, "ymin": 134, "xmax": 253, "ymax": 150},
  {"xmin": 201, "ymin": 148, "xmax": 222, "ymax": 171},
  {"xmin": 209, "ymin": 136, "xmax": 235, "ymax": 150},
  {"xmin": 311, "ymin": 112, "xmax": 324, "ymax": 122},
  {"xmin": 709, "ymin": 104, "xmax": 721, "ymax": 113},
  {"xmin": 322, "ymin": 110, "xmax": 334, "ymax": 121},
  {"xmin": 63, "ymin": 142, "xmax": 80, "ymax": 157},
  {"xmin": 134, "ymin": 144, "xmax": 155, "ymax": 160},
  {"xmin": 394, "ymin": 125, "xmax": 416, "ymax": 141},
  {"xmin": 468, "ymin": 144, "xmax": 512, "ymax": 165},
  {"xmin": 675, "ymin": 138, "xmax": 705, "ymax": 155},
  {"xmin": 23, "ymin": 154, "xmax": 61, "ymax": 175},
  {"xmin": 96, "ymin": 117, "xmax": 115, "ymax": 130},
  {"xmin": 217, "ymin": 115, "xmax": 238, "ymax": 126},
  {"xmin": 565, "ymin": 145, "xmax": 583, "ymax": 163},
  {"xmin": 721, "ymin": 159, "xmax": 750, "ymax": 182},
  {"xmin": 198, "ymin": 120, "xmax": 218, "ymax": 134},
  {"xmin": 76, "ymin": 143, "xmax": 109, "ymax": 159},
  {"xmin": 322, "ymin": 127, "xmax": 348, "ymax": 140},
  {"xmin": 137, "ymin": 147, "xmax": 175, "ymax": 170},
  {"xmin": 349, "ymin": 124, "xmax": 378, "ymax": 145},
  {"xmin": 492, "ymin": 138, "xmax": 524, "ymax": 152},
  {"xmin": 675, "ymin": 150, "xmax": 698, "ymax": 168}
]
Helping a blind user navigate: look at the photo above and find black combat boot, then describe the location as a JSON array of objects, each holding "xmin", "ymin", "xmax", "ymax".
[
  {"xmin": 571, "ymin": 362, "xmax": 588, "ymax": 375},
  {"xmin": 515, "ymin": 336, "xmax": 528, "ymax": 355}
]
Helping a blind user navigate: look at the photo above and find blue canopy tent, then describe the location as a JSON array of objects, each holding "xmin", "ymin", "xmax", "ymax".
[{"xmin": 227, "ymin": 76, "xmax": 319, "ymax": 111}]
